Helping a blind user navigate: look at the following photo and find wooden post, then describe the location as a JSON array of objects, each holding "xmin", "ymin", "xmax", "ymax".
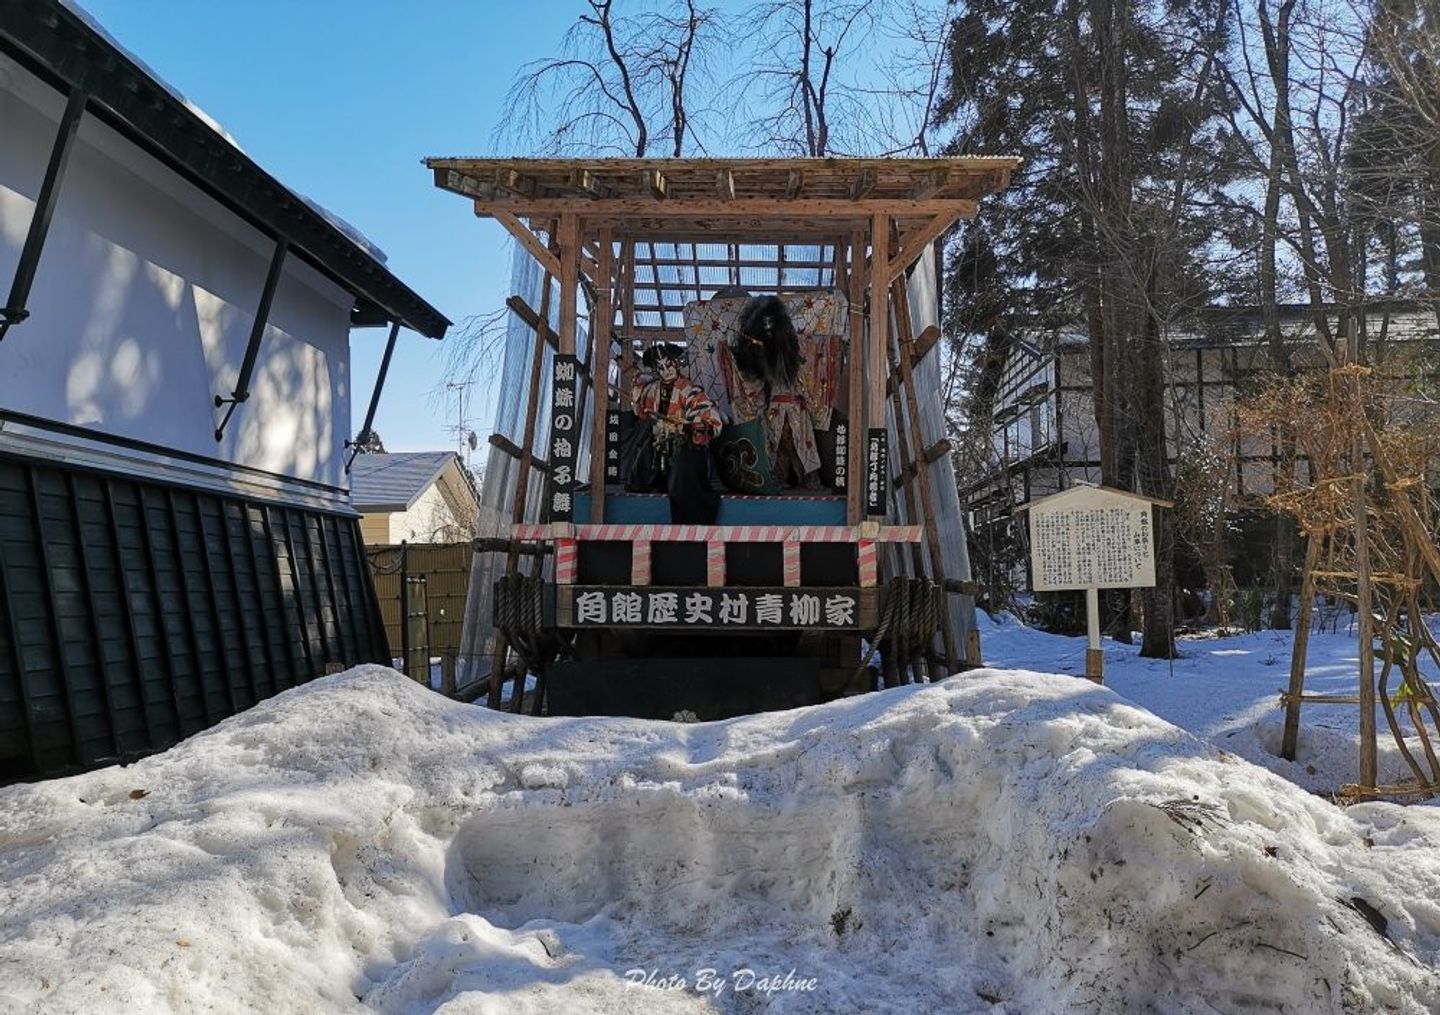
[
  {"xmin": 1085, "ymin": 586, "xmax": 1103, "ymax": 683},
  {"xmin": 1280, "ymin": 532, "xmax": 1323, "ymax": 760},
  {"xmin": 589, "ymin": 228, "xmax": 614, "ymax": 522},
  {"xmin": 1344, "ymin": 314, "xmax": 1377, "ymax": 791},
  {"xmin": 620, "ymin": 239, "xmax": 636, "ymax": 395},
  {"xmin": 557, "ymin": 213, "xmax": 580, "ymax": 356},
  {"xmin": 867, "ymin": 213, "xmax": 890, "ymax": 518},
  {"xmin": 846, "ymin": 230, "xmax": 866, "ymax": 525},
  {"xmin": 1354, "ymin": 416, "xmax": 1378, "ymax": 790}
]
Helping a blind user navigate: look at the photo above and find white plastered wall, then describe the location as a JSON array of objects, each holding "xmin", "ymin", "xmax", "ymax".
[{"xmin": 0, "ymin": 55, "xmax": 354, "ymax": 506}]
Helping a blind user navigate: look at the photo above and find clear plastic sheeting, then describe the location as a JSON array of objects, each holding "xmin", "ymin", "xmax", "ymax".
[
  {"xmin": 630, "ymin": 241, "xmax": 837, "ymax": 330},
  {"xmin": 892, "ymin": 250, "xmax": 978, "ymax": 670},
  {"xmin": 456, "ymin": 244, "xmax": 590, "ymax": 689}
]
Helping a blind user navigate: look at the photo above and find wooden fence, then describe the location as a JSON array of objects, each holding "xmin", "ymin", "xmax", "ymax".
[{"xmin": 367, "ymin": 541, "xmax": 474, "ymax": 694}]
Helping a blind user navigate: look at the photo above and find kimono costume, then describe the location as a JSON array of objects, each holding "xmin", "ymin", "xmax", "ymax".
[
  {"xmin": 629, "ymin": 371, "xmax": 725, "ymax": 524},
  {"xmin": 718, "ymin": 343, "xmax": 823, "ymax": 488}
]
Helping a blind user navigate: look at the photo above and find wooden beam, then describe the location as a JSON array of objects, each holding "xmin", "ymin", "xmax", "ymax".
[
  {"xmin": 496, "ymin": 168, "xmax": 537, "ymax": 197},
  {"xmin": 715, "ymin": 169, "xmax": 736, "ymax": 202},
  {"xmin": 913, "ymin": 324, "xmax": 940, "ymax": 362},
  {"xmin": 888, "ymin": 212, "xmax": 956, "ymax": 284},
  {"xmin": 910, "ymin": 168, "xmax": 948, "ymax": 200},
  {"xmin": 785, "ymin": 169, "xmax": 804, "ymax": 199},
  {"xmin": 557, "ymin": 213, "xmax": 579, "ymax": 355},
  {"xmin": 570, "ymin": 169, "xmax": 600, "ymax": 197},
  {"xmin": 505, "ymin": 295, "xmax": 557, "ymax": 349},
  {"xmin": 473, "ymin": 197, "xmax": 975, "ymax": 218},
  {"xmin": 886, "ymin": 328, "xmax": 943, "ymax": 399},
  {"xmin": 489, "ymin": 432, "xmax": 549, "ymax": 473},
  {"xmin": 643, "ymin": 168, "xmax": 668, "ymax": 200},
  {"xmin": 493, "ymin": 211, "xmax": 561, "ymax": 278},
  {"xmin": 620, "ymin": 238, "xmax": 637, "ymax": 397},
  {"xmin": 589, "ymin": 227, "xmax": 614, "ymax": 522},
  {"xmin": 924, "ymin": 438, "xmax": 953, "ymax": 463},
  {"xmin": 851, "ymin": 169, "xmax": 877, "ymax": 200}
]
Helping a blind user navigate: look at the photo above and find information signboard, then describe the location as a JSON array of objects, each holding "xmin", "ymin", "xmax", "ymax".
[
  {"xmin": 1027, "ymin": 486, "xmax": 1157, "ymax": 592},
  {"xmin": 1021, "ymin": 485, "xmax": 1168, "ymax": 683}
]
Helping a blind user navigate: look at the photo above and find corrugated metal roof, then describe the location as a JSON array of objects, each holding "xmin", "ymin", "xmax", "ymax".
[{"xmin": 350, "ymin": 452, "xmax": 458, "ymax": 512}]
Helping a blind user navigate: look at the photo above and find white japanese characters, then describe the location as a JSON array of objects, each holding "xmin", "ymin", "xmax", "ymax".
[{"xmin": 572, "ymin": 589, "xmax": 860, "ymax": 628}]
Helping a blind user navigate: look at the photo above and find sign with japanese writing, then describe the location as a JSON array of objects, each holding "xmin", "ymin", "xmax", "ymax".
[
  {"xmin": 865, "ymin": 427, "xmax": 888, "ymax": 516},
  {"xmin": 567, "ymin": 587, "xmax": 862, "ymax": 629},
  {"xmin": 1026, "ymin": 486, "xmax": 1157, "ymax": 591},
  {"xmin": 832, "ymin": 419, "xmax": 848, "ymax": 492},
  {"xmin": 605, "ymin": 408, "xmax": 622, "ymax": 482},
  {"xmin": 548, "ymin": 354, "xmax": 579, "ymax": 521}
]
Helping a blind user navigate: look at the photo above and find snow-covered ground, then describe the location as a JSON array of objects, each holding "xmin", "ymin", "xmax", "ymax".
[
  {"xmin": 979, "ymin": 611, "xmax": 1440, "ymax": 796},
  {"xmin": 2, "ymin": 658, "xmax": 1438, "ymax": 1013}
]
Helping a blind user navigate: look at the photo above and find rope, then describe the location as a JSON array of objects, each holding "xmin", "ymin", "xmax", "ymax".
[{"xmin": 856, "ymin": 577, "xmax": 942, "ymax": 687}]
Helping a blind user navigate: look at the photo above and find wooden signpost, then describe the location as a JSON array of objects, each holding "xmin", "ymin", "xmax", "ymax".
[{"xmin": 1020, "ymin": 485, "xmax": 1171, "ymax": 684}]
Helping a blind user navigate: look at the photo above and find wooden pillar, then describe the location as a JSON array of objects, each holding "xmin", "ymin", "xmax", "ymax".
[
  {"xmin": 589, "ymin": 229, "xmax": 614, "ymax": 522},
  {"xmin": 1280, "ymin": 532, "xmax": 1323, "ymax": 760},
  {"xmin": 1085, "ymin": 586, "xmax": 1104, "ymax": 684},
  {"xmin": 620, "ymin": 239, "xmax": 637, "ymax": 395},
  {"xmin": 557, "ymin": 213, "xmax": 580, "ymax": 356},
  {"xmin": 846, "ymin": 230, "xmax": 865, "ymax": 525},
  {"xmin": 867, "ymin": 213, "xmax": 890, "ymax": 519}
]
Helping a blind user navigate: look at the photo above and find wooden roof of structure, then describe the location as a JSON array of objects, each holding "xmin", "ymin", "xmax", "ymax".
[{"xmin": 425, "ymin": 156, "xmax": 1021, "ymax": 237}]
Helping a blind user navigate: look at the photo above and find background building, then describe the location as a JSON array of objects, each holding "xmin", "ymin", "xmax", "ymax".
[
  {"xmin": 963, "ymin": 302, "xmax": 1439, "ymax": 595},
  {"xmin": 0, "ymin": 2, "xmax": 448, "ymax": 779}
]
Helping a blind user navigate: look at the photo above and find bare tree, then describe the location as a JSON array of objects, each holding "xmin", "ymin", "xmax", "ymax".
[
  {"xmin": 732, "ymin": 0, "xmax": 883, "ymax": 155},
  {"xmin": 498, "ymin": 0, "xmax": 720, "ymax": 157},
  {"xmin": 866, "ymin": 0, "xmax": 957, "ymax": 155}
]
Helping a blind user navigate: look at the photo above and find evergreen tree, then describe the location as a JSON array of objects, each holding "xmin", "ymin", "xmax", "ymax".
[{"xmin": 937, "ymin": 0, "xmax": 1245, "ymax": 656}]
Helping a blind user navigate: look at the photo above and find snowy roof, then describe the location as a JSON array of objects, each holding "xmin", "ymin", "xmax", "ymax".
[
  {"xmin": 2, "ymin": 1, "xmax": 449, "ymax": 338},
  {"xmin": 350, "ymin": 452, "xmax": 464, "ymax": 513}
]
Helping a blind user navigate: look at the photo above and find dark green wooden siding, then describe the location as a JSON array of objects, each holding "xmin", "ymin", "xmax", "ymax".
[{"xmin": 0, "ymin": 453, "xmax": 388, "ymax": 781}]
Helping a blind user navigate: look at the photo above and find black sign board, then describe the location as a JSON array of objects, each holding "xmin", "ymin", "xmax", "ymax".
[
  {"xmin": 865, "ymin": 427, "xmax": 888, "ymax": 516},
  {"xmin": 548, "ymin": 354, "xmax": 579, "ymax": 521},
  {"xmin": 569, "ymin": 586, "xmax": 862, "ymax": 629},
  {"xmin": 832, "ymin": 418, "xmax": 848, "ymax": 493},
  {"xmin": 604, "ymin": 409, "xmax": 622, "ymax": 482}
]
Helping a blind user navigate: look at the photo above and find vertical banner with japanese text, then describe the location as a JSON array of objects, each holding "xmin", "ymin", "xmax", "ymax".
[
  {"xmin": 865, "ymin": 427, "xmax": 888, "ymax": 516},
  {"xmin": 548, "ymin": 354, "xmax": 579, "ymax": 521},
  {"xmin": 832, "ymin": 418, "xmax": 848, "ymax": 493},
  {"xmin": 604, "ymin": 406, "xmax": 622, "ymax": 483}
]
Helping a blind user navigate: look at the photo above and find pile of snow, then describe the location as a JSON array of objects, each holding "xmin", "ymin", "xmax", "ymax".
[
  {"xmin": 1, "ymin": 666, "xmax": 1438, "ymax": 1013},
  {"xmin": 979, "ymin": 610, "xmax": 1440, "ymax": 796}
]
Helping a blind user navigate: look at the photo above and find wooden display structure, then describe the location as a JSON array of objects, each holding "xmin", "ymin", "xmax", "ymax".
[
  {"xmin": 426, "ymin": 158, "xmax": 1019, "ymax": 710},
  {"xmin": 1019, "ymin": 484, "xmax": 1171, "ymax": 684}
]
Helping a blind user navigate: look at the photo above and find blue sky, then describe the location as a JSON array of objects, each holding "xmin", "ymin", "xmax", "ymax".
[{"xmin": 79, "ymin": 1, "xmax": 581, "ymax": 459}]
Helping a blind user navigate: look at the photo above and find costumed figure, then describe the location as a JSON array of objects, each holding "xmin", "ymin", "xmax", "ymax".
[
  {"xmin": 628, "ymin": 343, "xmax": 724, "ymax": 524},
  {"xmin": 725, "ymin": 295, "xmax": 822, "ymax": 487}
]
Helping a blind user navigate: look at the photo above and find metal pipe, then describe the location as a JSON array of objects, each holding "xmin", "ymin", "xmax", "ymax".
[
  {"xmin": 1, "ymin": 88, "xmax": 87, "ymax": 338},
  {"xmin": 347, "ymin": 320, "xmax": 401, "ymax": 470},
  {"xmin": 214, "ymin": 239, "xmax": 288, "ymax": 439}
]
